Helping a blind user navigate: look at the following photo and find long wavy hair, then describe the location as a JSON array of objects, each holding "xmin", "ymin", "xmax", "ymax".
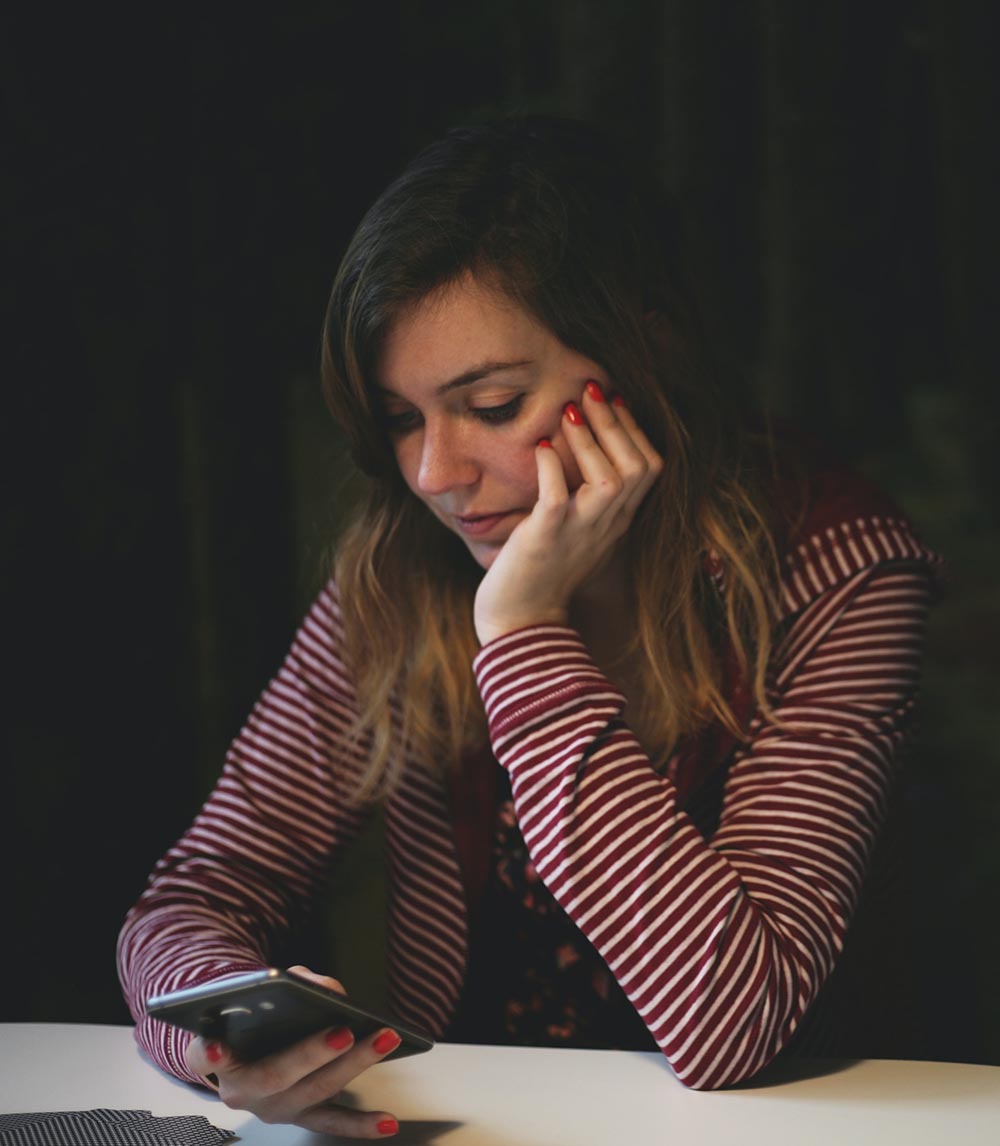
[{"xmin": 322, "ymin": 115, "xmax": 790, "ymax": 803}]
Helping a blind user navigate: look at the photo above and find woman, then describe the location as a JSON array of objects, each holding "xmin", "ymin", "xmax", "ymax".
[{"xmin": 119, "ymin": 116, "xmax": 941, "ymax": 1137}]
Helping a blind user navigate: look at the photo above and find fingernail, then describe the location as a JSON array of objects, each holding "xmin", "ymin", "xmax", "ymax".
[
  {"xmin": 563, "ymin": 402, "xmax": 584, "ymax": 426},
  {"xmin": 536, "ymin": 437, "xmax": 552, "ymax": 448},
  {"xmin": 377, "ymin": 1118, "xmax": 399, "ymax": 1136},
  {"xmin": 585, "ymin": 380, "xmax": 605, "ymax": 402},
  {"xmin": 373, "ymin": 1029, "xmax": 402, "ymax": 1055},
  {"xmin": 325, "ymin": 1026, "xmax": 353, "ymax": 1051},
  {"xmin": 612, "ymin": 394, "xmax": 627, "ymax": 408},
  {"xmin": 205, "ymin": 1042, "xmax": 223, "ymax": 1064}
]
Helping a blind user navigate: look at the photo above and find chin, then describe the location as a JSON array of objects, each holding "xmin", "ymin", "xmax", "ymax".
[{"xmin": 466, "ymin": 539, "xmax": 504, "ymax": 570}]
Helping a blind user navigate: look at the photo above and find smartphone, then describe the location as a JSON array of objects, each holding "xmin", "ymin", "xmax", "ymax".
[{"xmin": 145, "ymin": 968, "xmax": 434, "ymax": 1063}]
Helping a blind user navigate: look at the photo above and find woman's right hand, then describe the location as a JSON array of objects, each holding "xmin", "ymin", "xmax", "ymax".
[{"xmin": 183, "ymin": 966, "xmax": 401, "ymax": 1139}]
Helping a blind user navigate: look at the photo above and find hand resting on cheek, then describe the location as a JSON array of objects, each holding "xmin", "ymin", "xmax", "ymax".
[{"xmin": 473, "ymin": 380, "xmax": 663, "ymax": 646}]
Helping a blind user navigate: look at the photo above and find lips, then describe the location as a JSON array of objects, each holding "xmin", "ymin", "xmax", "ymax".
[{"xmin": 454, "ymin": 511, "xmax": 516, "ymax": 537}]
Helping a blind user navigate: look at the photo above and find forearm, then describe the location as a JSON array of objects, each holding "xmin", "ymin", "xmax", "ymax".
[
  {"xmin": 117, "ymin": 833, "xmax": 322, "ymax": 1083},
  {"xmin": 118, "ymin": 583, "xmax": 370, "ymax": 1080},
  {"xmin": 118, "ymin": 905, "xmax": 267, "ymax": 1085},
  {"xmin": 473, "ymin": 566, "xmax": 930, "ymax": 1087}
]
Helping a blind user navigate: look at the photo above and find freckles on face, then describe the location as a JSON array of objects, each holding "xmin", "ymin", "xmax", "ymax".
[
  {"xmin": 377, "ymin": 275, "xmax": 602, "ymax": 563},
  {"xmin": 414, "ymin": 387, "xmax": 582, "ymax": 513},
  {"xmin": 517, "ymin": 400, "xmax": 584, "ymax": 492}
]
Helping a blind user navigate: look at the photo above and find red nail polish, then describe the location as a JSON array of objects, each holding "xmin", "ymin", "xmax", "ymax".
[
  {"xmin": 611, "ymin": 394, "xmax": 626, "ymax": 408},
  {"xmin": 563, "ymin": 402, "xmax": 584, "ymax": 426},
  {"xmin": 377, "ymin": 1118, "xmax": 399, "ymax": 1136},
  {"xmin": 585, "ymin": 380, "xmax": 605, "ymax": 402},
  {"xmin": 537, "ymin": 437, "xmax": 552, "ymax": 448},
  {"xmin": 325, "ymin": 1026, "xmax": 353, "ymax": 1051},
  {"xmin": 205, "ymin": 1042, "xmax": 222, "ymax": 1064},
  {"xmin": 373, "ymin": 1029, "xmax": 402, "ymax": 1055}
]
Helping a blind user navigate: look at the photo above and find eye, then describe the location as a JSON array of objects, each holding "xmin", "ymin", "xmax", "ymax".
[{"xmin": 472, "ymin": 395, "xmax": 525, "ymax": 425}]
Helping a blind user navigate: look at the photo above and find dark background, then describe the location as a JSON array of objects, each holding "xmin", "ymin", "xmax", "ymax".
[{"xmin": 5, "ymin": 2, "xmax": 998, "ymax": 1066}]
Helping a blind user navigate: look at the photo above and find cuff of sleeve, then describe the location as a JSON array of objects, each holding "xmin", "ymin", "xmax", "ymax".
[
  {"xmin": 473, "ymin": 624, "xmax": 626, "ymax": 750},
  {"xmin": 138, "ymin": 960, "xmax": 268, "ymax": 1084}
]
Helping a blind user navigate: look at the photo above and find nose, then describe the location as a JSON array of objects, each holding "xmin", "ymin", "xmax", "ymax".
[{"xmin": 416, "ymin": 419, "xmax": 480, "ymax": 496}]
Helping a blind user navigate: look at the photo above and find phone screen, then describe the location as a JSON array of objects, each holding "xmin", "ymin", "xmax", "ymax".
[{"xmin": 145, "ymin": 969, "xmax": 434, "ymax": 1062}]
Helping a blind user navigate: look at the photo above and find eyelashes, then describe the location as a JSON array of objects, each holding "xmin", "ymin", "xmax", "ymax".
[
  {"xmin": 472, "ymin": 394, "xmax": 525, "ymax": 425},
  {"xmin": 382, "ymin": 394, "xmax": 526, "ymax": 434}
]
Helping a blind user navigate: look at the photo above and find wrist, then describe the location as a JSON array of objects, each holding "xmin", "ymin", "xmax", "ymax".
[{"xmin": 475, "ymin": 608, "xmax": 570, "ymax": 647}]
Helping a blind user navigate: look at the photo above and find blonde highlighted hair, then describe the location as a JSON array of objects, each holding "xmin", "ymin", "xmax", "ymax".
[{"xmin": 322, "ymin": 116, "xmax": 793, "ymax": 802}]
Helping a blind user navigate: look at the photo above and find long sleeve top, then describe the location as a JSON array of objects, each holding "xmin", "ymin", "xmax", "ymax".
[{"xmin": 118, "ymin": 476, "xmax": 942, "ymax": 1090}]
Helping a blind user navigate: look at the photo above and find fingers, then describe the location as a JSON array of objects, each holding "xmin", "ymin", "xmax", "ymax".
[
  {"xmin": 562, "ymin": 381, "xmax": 662, "ymax": 524},
  {"xmin": 607, "ymin": 391, "xmax": 663, "ymax": 474},
  {"xmin": 604, "ymin": 393, "xmax": 664, "ymax": 517},
  {"xmin": 298, "ymin": 1104, "xmax": 400, "ymax": 1139},
  {"xmin": 185, "ymin": 1035, "xmax": 226, "ymax": 1087},
  {"xmin": 184, "ymin": 966, "xmax": 403, "ymax": 1138},
  {"xmin": 212, "ymin": 1024, "xmax": 403, "ymax": 1133},
  {"xmin": 534, "ymin": 436, "xmax": 569, "ymax": 521},
  {"xmin": 213, "ymin": 1026, "xmax": 351, "ymax": 1106},
  {"xmin": 281, "ymin": 1028, "xmax": 402, "ymax": 1137},
  {"xmin": 286, "ymin": 964, "xmax": 348, "ymax": 995}
]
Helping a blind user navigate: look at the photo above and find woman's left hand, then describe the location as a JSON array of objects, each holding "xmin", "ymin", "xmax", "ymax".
[{"xmin": 473, "ymin": 381, "xmax": 663, "ymax": 646}]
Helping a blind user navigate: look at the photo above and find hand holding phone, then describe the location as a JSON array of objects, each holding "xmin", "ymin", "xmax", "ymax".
[
  {"xmin": 147, "ymin": 966, "xmax": 432, "ymax": 1138},
  {"xmin": 146, "ymin": 966, "xmax": 433, "ymax": 1062}
]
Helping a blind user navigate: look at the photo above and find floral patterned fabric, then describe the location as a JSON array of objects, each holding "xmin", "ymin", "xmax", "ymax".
[
  {"xmin": 446, "ymin": 763, "xmax": 660, "ymax": 1050},
  {"xmin": 445, "ymin": 645, "xmax": 745, "ymax": 1051}
]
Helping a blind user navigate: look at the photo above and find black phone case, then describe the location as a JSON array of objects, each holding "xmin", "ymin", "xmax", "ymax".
[{"xmin": 145, "ymin": 969, "xmax": 434, "ymax": 1062}]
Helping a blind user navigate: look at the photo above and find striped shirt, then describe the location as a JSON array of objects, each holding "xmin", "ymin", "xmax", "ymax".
[{"xmin": 117, "ymin": 500, "xmax": 941, "ymax": 1089}]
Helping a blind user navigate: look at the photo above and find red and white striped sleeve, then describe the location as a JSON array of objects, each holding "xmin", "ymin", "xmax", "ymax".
[
  {"xmin": 117, "ymin": 583, "xmax": 370, "ymax": 1083},
  {"xmin": 473, "ymin": 559, "xmax": 934, "ymax": 1089}
]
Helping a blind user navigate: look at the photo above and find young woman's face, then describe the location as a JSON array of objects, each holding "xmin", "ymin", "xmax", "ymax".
[{"xmin": 377, "ymin": 274, "xmax": 611, "ymax": 569}]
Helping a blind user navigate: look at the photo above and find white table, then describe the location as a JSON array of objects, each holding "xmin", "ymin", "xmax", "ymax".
[{"xmin": 1, "ymin": 1024, "xmax": 998, "ymax": 1145}]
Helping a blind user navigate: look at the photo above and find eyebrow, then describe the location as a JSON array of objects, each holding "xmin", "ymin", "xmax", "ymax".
[{"xmin": 379, "ymin": 359, "xmax": 533, "ymax": 398}]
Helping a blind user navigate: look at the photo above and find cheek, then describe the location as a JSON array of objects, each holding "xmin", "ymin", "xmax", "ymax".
[
  {"xmin": 486, "ymin": 440, "xmax": 540, "ymax": 498},
  {"xmin": 519, "ymin": 406, "xmax": 584, "ymax": 492}
]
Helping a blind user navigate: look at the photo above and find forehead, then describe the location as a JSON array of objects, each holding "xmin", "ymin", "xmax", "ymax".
[{"xmin": 376, "ymin": 276, "xmax": 548, "ymax": 395}]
